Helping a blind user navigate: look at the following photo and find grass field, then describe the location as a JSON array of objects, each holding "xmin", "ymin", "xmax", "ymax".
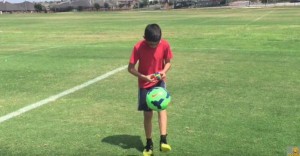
[{"xmin": 0, "ymin": 7, "xmax": 300, "ymax": 155}]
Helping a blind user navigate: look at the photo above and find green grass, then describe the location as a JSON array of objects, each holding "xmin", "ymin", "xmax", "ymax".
[{"xmin": 0, "ymin": 7, "xmax": 300, "ymax": 155}]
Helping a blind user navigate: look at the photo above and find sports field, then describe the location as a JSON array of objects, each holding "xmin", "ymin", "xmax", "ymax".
[{"xmin": 0, "ymin": 7, "xmax": 299, "ymax": 155}]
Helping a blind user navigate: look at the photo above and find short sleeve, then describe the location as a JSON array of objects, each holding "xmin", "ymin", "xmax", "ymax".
[
  {"xmin": 164, "ymin": 41, "xmax": 173, "ymax": 60},
  {"xmin": 129, "ymin": 46, "xmax": 139, "ymax": 64}
]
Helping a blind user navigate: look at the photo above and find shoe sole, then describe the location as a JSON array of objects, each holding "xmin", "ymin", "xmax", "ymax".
[
  {"xmin": 160, "ymin": 144, "xmax": 171, "ymax": 152},
  {"xmin": 143, "ymin": 149, "xmax": 153, "ymax": 156},
  {"xmin": 143, "ymin": 151, "xmax": 153, "ymax": 156}
]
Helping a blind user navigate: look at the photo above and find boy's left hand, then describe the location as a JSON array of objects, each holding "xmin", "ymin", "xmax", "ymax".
[
  {"xmin": 159, "ymin": 71, "xmax": 166, "ymax": 79},
  {"xmin": 150, "ymin": 72, "xmax": 166, "ymax": 82}
]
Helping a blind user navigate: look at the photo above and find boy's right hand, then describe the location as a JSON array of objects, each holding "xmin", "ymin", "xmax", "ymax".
[{"xmin": 141, "ymin": 74, "xmax": 157, "ymax": 82}]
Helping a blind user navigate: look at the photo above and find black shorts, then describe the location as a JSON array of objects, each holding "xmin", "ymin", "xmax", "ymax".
[{"xmin": 138, "ymin": 81, "xmax": 166, "ymax": 111}]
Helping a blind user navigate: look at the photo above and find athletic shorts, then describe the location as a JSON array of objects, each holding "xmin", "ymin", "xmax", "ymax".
[{"xmin": 138, "ymin": 81, "xmax": 166, "ymax": 111}]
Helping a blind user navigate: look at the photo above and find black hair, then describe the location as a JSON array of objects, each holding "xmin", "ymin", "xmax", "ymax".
[{"xmin": 144, "ymin": 24, "xmax": 161, "ymax": 42}]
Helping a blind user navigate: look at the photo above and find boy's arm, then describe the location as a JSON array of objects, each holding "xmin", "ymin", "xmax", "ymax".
[
  {"xmin": 128, "ymin": 63, "xmax": 154, "ymax": 82},
  {"xmin": 160, "ymin": 59, "xmax": 171, "ymax": 79}
]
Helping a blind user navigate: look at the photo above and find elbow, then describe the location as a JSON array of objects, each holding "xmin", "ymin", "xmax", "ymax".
[
  {"xmin": 127, "ymin": 66, "xmax": 131, "ymax": 73},
  {"xmin": 128, "ymin": 64, "xmax": 133, "ymax": 73}
]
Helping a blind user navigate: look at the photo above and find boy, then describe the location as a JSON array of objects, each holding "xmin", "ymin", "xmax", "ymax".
[{"xmin": 128, "ymin": 24, "xmax": 173, "ymax": 156}]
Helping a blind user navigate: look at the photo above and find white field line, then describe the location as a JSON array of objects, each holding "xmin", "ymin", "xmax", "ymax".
[
  {"xmin": 0, "ymin": 65, "xmax": 127, "ymax": 124},
  {"xmin": 248, "ymin": 11, "xmax": 273, "ymax": 25},
  {"xmin": 0, "ymin": 46, "xmax": 63, "ymax": 59}
]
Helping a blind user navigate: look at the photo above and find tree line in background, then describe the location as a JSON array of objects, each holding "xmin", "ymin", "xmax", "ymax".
[{"xmin": 1, "ymin": 0, "xmax": 298, "ymax": 13}]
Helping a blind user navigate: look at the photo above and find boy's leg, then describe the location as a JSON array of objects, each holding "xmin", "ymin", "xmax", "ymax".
[
  {"xmin": 158, "ymin": 110, "xmax": 171, "ymax": 152},
  {"xmin": 143, "ymin": 111, "xmax": 154, "ymax": 156},
  {"xmin": 144, "ymin": 111, "xmax": 153, "ymax": 139},
  {"xmin": 158, "ymin": 110, "xmax": 167, "ymax": 135},
  {"xmin": 157, "ymin": 80, "xmax": 168, "ymax": 135},
  {"xmin": 139, "ymin": 86, "xmax": 154, "ymax": 156}
]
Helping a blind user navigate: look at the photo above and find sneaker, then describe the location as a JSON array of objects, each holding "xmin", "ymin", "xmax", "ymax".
[
  {"xmin": 160, "ymin": 143, "xmax": 171, "ymax": 152},
  {"xmin": 143, "ymin": 144, "xmax": 153, "ymax": 156}
]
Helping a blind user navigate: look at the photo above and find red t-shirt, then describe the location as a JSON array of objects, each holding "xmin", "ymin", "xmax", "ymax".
[{"xmin": 129, "ymin": 39, "xmax": 173, "ymax": 88}]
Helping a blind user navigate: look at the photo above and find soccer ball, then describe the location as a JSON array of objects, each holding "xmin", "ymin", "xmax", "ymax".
[{"xmin": 146, "ymin": 87, "xmax": 171, "ymax": 111}]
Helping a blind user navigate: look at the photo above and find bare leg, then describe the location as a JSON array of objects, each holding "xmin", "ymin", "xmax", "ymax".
[
  {"xmin": 144, "ymin": 111, "xmax": 153, "ymax": 139},
  {"xmin": 158, "ymin": 110, "xmax": 167, "ymax": 135}
]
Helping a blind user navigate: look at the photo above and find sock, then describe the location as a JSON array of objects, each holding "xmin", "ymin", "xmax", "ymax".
[
  {"xmin": 160, "ymin": 134, "xmax": 167, "ymax": 144},
  {"xmin": 146, "ymin": 138, "xmax": 153, "ymax": 146}
]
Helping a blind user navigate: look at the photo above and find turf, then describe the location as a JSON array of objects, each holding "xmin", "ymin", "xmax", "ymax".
[{"xmin": 0, "ymin": 7, "xmax": 299, "ymax": 155}]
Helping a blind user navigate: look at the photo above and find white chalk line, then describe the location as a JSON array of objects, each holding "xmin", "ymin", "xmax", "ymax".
[
  {"xmin": 248, "ymin": 10, "xmax": 273, "ymax": 25},
  {"xmin": 0, "ymin": 65, "xmax": 127, "ymax": 124},
  {"xmin": 0, "ymin": 46, "xmax": 63, "ymax": 59}
]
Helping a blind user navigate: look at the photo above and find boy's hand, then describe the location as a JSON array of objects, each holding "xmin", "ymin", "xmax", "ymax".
[
  {"xmin": 141, "ymin": 72, "xmax": 165, "ymax": 83},
  {"xmin": 141, "ymin": 74, "xmax": 155, "ymax": 82},
  {"xmin": 159, "ymin": 71, "xmax": 166, "ymax": 79},
  {"xmin": 152, "ymin": 72, "xmax": 162, "ymax": 80}
]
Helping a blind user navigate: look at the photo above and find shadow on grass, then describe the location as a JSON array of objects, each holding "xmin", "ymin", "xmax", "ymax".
[{"xmin": 102, "ymin": 134, "xmax": 144, "ymax": 152}]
